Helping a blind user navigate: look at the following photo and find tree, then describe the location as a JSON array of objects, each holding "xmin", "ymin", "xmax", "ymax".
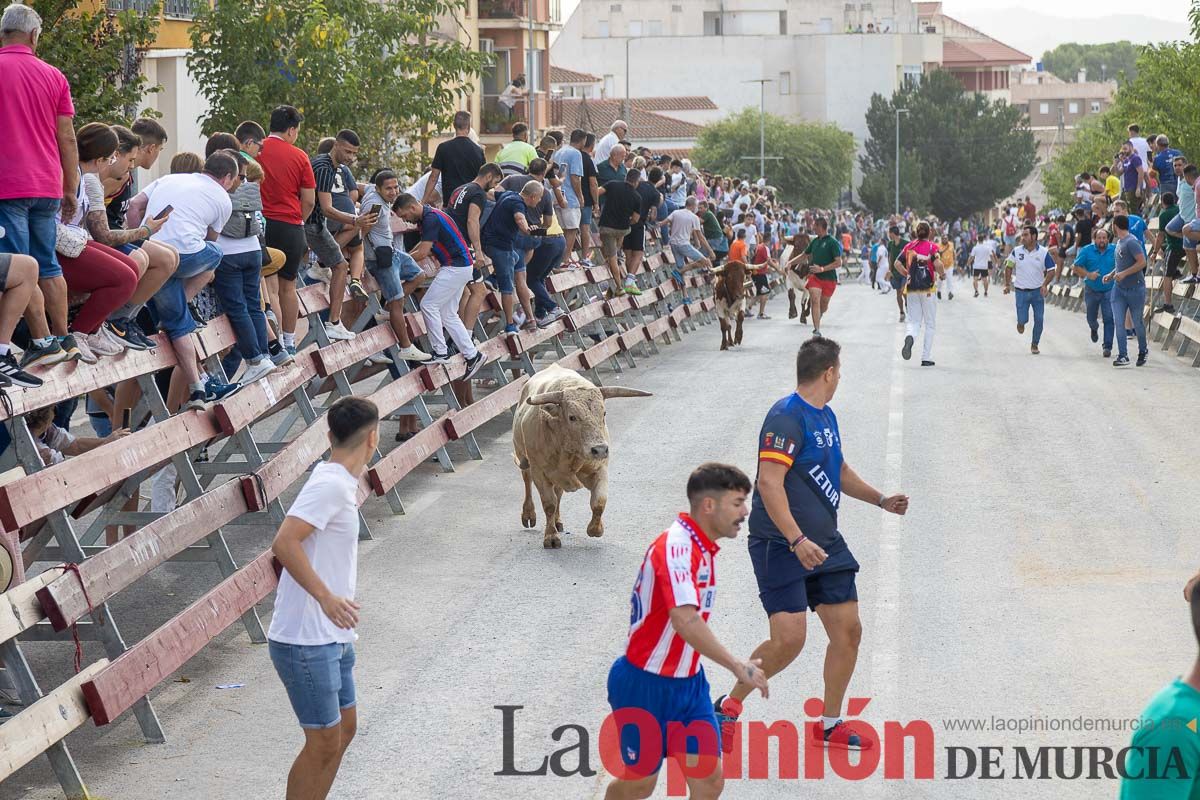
[
  {"xmin": 1041, "ymin": 42, "xmax": 1141, "ymax": 84},
  {"xmin": 857, "ymin": 151, "xmax": 930, "ymax": 216},
  {"xmin": 691, "ymin": 109, "xmax": 855, "ymax": 207},
  {"xmin": 859, "ymin": 70, "xmax": 1036, "ymax": 219},
  {"xmin": 32, "ymin": 0, "xmax": 161, "ymax": 125},
  {"xmin": 188, "ymin": 0, "xmax": 488, "ymax": 172}
]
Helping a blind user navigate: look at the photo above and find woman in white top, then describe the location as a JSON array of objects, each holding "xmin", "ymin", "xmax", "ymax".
[{"xmin": 55, "ymin": 123, "xmax": 169, "ymax": 363}]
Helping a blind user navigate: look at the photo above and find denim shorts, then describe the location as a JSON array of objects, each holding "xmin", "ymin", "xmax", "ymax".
[
  {"xmin": 153, "ymin": 241, "xmax": 222, "ymax": 339},
  {"xmin": 485, "ymin": 246, "xmax": 522, "ymax": 294},
  {"xmin": 365, "ymin": 247, "xmax": 416, "ymax": 304},
  {"xmin": 0, "ymin": 197, "xmax": 61, "ymax": 279},
  {"xmin": 269, "ymin": 640, "xmax": 357, "ymax": 729},
  {"xmin": 671, "ymin": 243, "xmax": 704, "ymax": 266},
  {"xmin": 581, "ymin": 206, "xmax": 594, "ymax": 226}
]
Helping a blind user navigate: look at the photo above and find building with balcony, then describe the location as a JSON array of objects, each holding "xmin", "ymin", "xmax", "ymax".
[
  {"xmin": 914, "ymin": 2, "xmax": 1031, "ymax": 101},
  {"xmin": 477, "ymin": 0, "xmax": 562, "ymax": 150}
]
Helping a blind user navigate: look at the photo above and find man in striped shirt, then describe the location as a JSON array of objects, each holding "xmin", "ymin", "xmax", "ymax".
[{"xmin": 606, "ymin": 463, "xmax": 768, "ymax": 800}]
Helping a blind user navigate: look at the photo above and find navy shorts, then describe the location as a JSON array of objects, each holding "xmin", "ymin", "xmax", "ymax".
[
  {"xmin": 748, "ymin": 536, "xmax": 858, "ymax": 615},
  {"xmin": 607, "ymin": 656, "xmax": 720, "ymax": 776}
]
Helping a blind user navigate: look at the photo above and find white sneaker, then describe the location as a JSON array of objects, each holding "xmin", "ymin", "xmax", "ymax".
[
  {"xmin": 513, "ymin": 309, "xmax": 527, "ymax": 326},
  {"xmin": 86, "ymin": 330, "xmax": 123, "ymax": 357},
  {"xmin": 70, "ymin": 334, "xmax": 98, "ymax": 364},
  {"xmin": 240, "ymin": 358, "xmax": 276, "ymax": 384},
  {"xmin": 365, "ymin": 353, "xmax": 392, "ymax": 366},
  {"xmin": 395, "ymin": 344, "xmax": 432, "ymax": 362},
  {"xmin": 306, "ymin": 264, "xmax": 333, "ymax": 284},
  {"xmin": 324, "ymin": 321, "xmax": 356, "ymax": 341}
]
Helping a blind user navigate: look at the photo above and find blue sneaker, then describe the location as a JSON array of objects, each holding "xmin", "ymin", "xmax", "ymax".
[
  {"xmin": 204, "ymin": 376, "xmax": 240, "ymax": 402},
  {"xmin": 504, "ymin": 323, "xmax": 519, "ymax": 335},
  {"xmin": 672, "ymin": 269, "xmax": 685, "ymax": 285}
]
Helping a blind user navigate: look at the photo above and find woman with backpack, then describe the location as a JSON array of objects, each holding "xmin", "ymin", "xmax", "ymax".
[{"xmin": 898, "ymin": 221, "xmax": 944, "ymax": 367}]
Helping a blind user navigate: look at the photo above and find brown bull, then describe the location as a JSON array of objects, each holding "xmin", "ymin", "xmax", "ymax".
[
  {"xmin": 713, "ymin": 260, "xmax": 748, "ymax": 350},
  {"xmin": 512, "ymin": 364, "xmax": 651, "ymax": 548}
]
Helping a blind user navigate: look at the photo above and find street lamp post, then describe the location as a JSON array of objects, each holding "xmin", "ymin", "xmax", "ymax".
[
  {"xmin": 743, "ymin": 78, "xmax": 774, "ymax": 183},
  {"xmin": 624, "ymin": 36, "xmax": 637, "ymax": 125},
  {"xmin": 894, "ymin": 107, "xmax": 909, "ymax": 215}
]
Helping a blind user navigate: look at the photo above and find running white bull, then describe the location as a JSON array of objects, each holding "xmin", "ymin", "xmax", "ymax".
[{"xmin": 512, "ymin": 364, "xmax": 651, "ymax": 548}]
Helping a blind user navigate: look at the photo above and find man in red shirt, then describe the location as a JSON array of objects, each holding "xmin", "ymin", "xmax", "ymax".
[
  {"xmin": 258, "ymin": 105, "xmax": 316, "ymax": 355},
  {"xmin": 605, "ymin": 463, "xmax": 767, "ymax": 799},
  {"xmin": 749, "ymin": 242, "xmax": 776, "ymax": 320}
]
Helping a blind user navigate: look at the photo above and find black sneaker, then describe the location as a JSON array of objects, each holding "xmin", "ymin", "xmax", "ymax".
[
  {"xmin": 188, "ymin": 301, "xmax": 207, "ymax": 329},
  {"xmin": 1153, "ymin": 304, "xmax": 1176, "ymax": 315},
  {"xmin": 19, "ymin": 339, "xmax": 68, "ymax": 368},
  {"xmin": 184, "ymin": 390, "xmax": 206, "ymax": 411},
  {"xmin": 901, "ymin": 334, "xmax": 914, "ymax": 361},
  {"xmin": 427, "ymin": 351, "xmax": 450, "ymax": 365},
  {"xmin": 464, "ymin": 351, "xmax": 486, "ymax": 380},
  {"xmin": 921, "ymin": 360, "xmax": 935, "ymax": 366},
  {"xmin": 103, "ymin": 318, "xmax": 152, "ymax": 351},
  {"xmin": 1090, "ymin": 328, "xmax": 1098, "ymax": 343},
  {"xmin": 1136, "ymin": 352, "xmax": 1148, "ymax": 367},
  {"xmin": 127, "ymin": 318, "xmax": 157, "ymax": 349},
  {"xmin": 1113, "ymin": 355, "xmax": 1131, "ymax": 368},
  {"xmin": 60, "ymin": 334, "xmax": 83, "ymax": 362},
  {"xmin": 0, "ymin": 352, "xmax": 42, "ymax": 388},
  {"xmin": 1103, "ymin": 349, "xmax": 1111, "ymax": 357},
  {"xmin": 348, "ymin": 278, "xmax": 369, "ymax": 300}
]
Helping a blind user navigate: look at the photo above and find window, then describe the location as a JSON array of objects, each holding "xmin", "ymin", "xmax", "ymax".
[
  {"xmin": 603, "ymin": 74, "xmax": 615, "ymax": 97},
  {"xmin": 525, "ymin": 49, "xmax": 544, "ymax": 92},
  {"xmin": 817, "ymin": 17, "xmax": 833, "ymax": 34},
  {"xmin": 1068, "ymin": 102, "xmax": 1079, "ymax": 114},
  {"xmin": 672, "ymin": 3, "xmax": 682, "ymax": 11},
  {"xmin": 902, "ymin": 65, "xmax": 922, "ymax": 87},
  {"xmin": 647, "ymin": 20, "xmax": 663, "ymax": 36},
  {"xmin": 778, "ymin": 71, "xmax": 791, "ymax": 95},
  {"xmin": 482, "ymin": 50, "xmax": 511, "ymax": 95},
  {"xmin": 1039, "ymin": 102, "xmax": 1049, "ymax": 114},
  {"xmin": 1090, "ymin": 100, "xmax": 1101, "ymax": 113},
  {"xmin": 609, "ymin": 3, "xmax": 621, "ymax": 11},
  {"xmin": 703, "ymin": 11, "xmax": 722, "ymax": 35},
  {"xmin": 779, "ymin": 10, "xmax": 786, "ymax": 34},
  {"xmin": 597, "ymin": 19, "xmax": 609, "ymax": 37},
  {"xmin": 628, "ymin": 19, "xmax": 642, "ymax": 36}
]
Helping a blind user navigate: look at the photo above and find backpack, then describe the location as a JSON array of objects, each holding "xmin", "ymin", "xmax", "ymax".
[
  {"xmin": 1004, "ymin": 216, "xmax": 1017, "ymax": 236},
  {"xmin": 906, "ymin": 243, "xmax": 937, "ymax": 291}
]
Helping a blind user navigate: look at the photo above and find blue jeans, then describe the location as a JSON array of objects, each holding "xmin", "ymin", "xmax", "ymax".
[
  {"xmin": 527, "ymin": 235, "xmax": 565, "ymax": 317},
  {"xmin": 213, "ymin": 249, "xmax": 269, "ymax": 361},
  {"xmin": 153, "ymin": 242, "xmax": 222, "ymax": 340},
  {"xmin": 1014, "ymin": 288, "xmax": 1045, "ymax": 345},
  {"xmin": 1110, "ymin": 282, "xmax": 1147, "ymax": 358},
  {"xmin": 0, "ymin": 197, "xmax": 61, "ymax": 278},
  {"xmin": 269, "ymin": 640, "xmax": 356, "ymax": 729},
  {"xmin": 1084, "ymin": 287, "xmax": 1114, "ymax": 350}
]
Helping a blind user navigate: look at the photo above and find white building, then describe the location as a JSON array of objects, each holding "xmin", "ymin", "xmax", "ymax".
[{"xmin": 551, "ymin": 0, "xmax": 943, "ymax": 185}]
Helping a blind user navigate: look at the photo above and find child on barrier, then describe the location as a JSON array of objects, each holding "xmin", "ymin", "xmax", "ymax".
[{"xmin": 269, "ymin": 396, "xmax": 378, "ymax": 800}]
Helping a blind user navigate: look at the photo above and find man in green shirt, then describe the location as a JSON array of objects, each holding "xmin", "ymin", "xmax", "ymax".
[
  {"xmin": 1153, "ymin": 192, "xmax": 1185, "ymax": 314},
  {"xmin": 1120, "ymin": 588, "xmax": 1200, "ymax": 798},
  {"xmin": 495, "ymin": 123, "xmax": 538, "ymax": 176},
  {"xmin": 797, "ymin": 217, "xmax": 842, "ymax": 337},
  {"xmin": 699, "ymin": 200, "xmax": 728, "ymax": 265},
  {"xmin": 886, "ymin": 225, "xmax": 910, "ymax": 322}
]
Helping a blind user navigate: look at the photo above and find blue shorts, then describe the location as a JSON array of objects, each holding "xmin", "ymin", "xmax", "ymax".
[
  {"xmin": 152, "ymin": 241, "xmax": 222, "ymax": 339},
  {"xmin": 581, "ymin": 206, "xmax": 594, "ymax": 226},
  {"xmin": 672, "ymin": 243, "xmax": 705, "ymax": 266},
  {"xmin": 607, "ymin": 656, "xmax": 719, "ymax": 776},
  {"xmin": 117, "ymin": 242, "xmax": 144, "ymax": 256},
  {"xmin": 485, "ymin": 246, "xmax": 524, "ymax": 295},
  {"xmin": 748, "ymin": 536, "xmax": 859, "ymax": 615},
  {"xmin": 269, "ymin": 640, "xmax": 357, "ymax": 729},
  {"xmin": 0, "ymin": 197, "xmax": 61, "ymax": 279}
]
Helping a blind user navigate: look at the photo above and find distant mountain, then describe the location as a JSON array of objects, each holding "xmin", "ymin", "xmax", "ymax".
[{"xmin": 949, "ymin": 8, "xmax": 1189, "ymax": 64}]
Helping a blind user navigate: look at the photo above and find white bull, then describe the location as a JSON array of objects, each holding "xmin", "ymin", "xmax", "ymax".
[{"xmin": 512, "ymin": 364, "xmax": 651, "ymax": 548}]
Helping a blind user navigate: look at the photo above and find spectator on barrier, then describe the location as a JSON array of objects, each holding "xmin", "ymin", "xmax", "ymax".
[
  {"xmin": 25, "ymin": 404, "xmax": 128, "ymax": 467},
  {"xmin": 551, "ymin": 129, "xmax": 586, "ymax": 268},
  {"xmin": 126, "ymin": 151, "xmax": 241, "ymax": 410},
  {"xmin": 235, "ymin": 119, "xmax": 265, "ymax": 168},
  {"xmin": 495, "ymin": 122, "xmax": 538, "ymax": 177},
  {"xmin": 356, "ymin": 173, "xmax": 432, "ymax": 364},
  {"xmin": 0, "ymin": 3, "xmax": 79, "ymax": 370},
  {"xmin": 309, "ymin": 129, "xmax": 373, "ymax": 343},
  {"xmin": 1103, "ymin": 214, "xmax": 1149, "ymax": 368},
  {"xmin": 596, "ymin": 144, "xmax": 627, "ymax": 206},
  {"xmin": 481, "ymin": 181, "xmax": 543, "ymax": 334},
  {"xmin": 425, "ymin": 111, "xmax": 485, "ymax": 207},
  {"xmin": 1166, "ymin": 162, "xmax": 1199, "ymax": 287},
  {"xmin": 1114, "ymin": 141, "xmax": 1146, "ymax": 216},
  {"xmin": 596, "ymin": 168, "xmax": 643, "ymax": 297},
  {"xmin": 699, "ymin": 200, "xmax": 728, "ymax": 266},
  {"xmin": 448, "ymin": 162, "xmax": 504, "ymax": 273},
  {"xmin": 393, "ymin": 194, "xmax": 484, "ymax": 377},
  {"xmin": 259, "ymin": 105, "xmax": 316, "ymax": 357},
  {"xmin": 1151, "ymin": 191, "xmax": 1184, "ymax": 315},
  {"xmin": 622, "ymin": 166, "xmax": 661, "ymax": 281},
  {"xmin": 497, "ymin": 159, "xmax": 563, "ymax": 325},
  {"xmin": 1072, "ymin": 227, "xmax": 1116, "ymax": 357},
  {"xmin": 594, "ymin": 120, "xmax": 628, "ymax": 164},
  {"xmin": 0, "ymin": 251, "xmax": 41, "ymax": 387},
  {"xmin": 579, "ymin": 132, "xmax": 599, "ymax": 267},
  {"xmin": 666, "ymin": 196, "xmax": 715, "ymax": 274},
  {"xmin": 97, "ymin": 123, "xmax": 177, "ymax": 352},
  {"xmin": 1152, "ymin": 135, "xmax": 1183, "ymax": 197}
]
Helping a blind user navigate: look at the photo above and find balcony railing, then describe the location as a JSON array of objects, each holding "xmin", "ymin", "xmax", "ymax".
[
  {"xmin": 482, "ymin": 94, "xmax": 527, "ymax": 134},
  {"xmin": 480, "ymin": 0, "xmax": 525, "ymax": 19},
  {"xmin": 106, "ymin": 0, "xmax": 197, "ymax": 18}
]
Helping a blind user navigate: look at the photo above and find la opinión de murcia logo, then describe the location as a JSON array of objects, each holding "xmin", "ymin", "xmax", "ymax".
[{"xmin": 494, "ymin": 699, "xmax": 1195, "ymax": 796}]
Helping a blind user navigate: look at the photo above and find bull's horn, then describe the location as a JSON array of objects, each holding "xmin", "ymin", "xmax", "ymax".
[
  {"xmin": 527, "ymin": 391, "xmax": 565, "ymax": 406},
  {"xmin": 598, "ymin": 387, "xmax": 653, "ymax": 399}
]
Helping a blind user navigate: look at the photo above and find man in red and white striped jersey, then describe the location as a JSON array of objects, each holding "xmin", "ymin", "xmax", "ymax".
[{"xmin": 605, "ymin": 463, "xmax": 769, "ymax": 800}]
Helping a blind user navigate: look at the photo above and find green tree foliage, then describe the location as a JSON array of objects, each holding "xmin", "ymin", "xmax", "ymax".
[
  {"xmin": 188, "ymin": 0, "xmax": 488, "ymax": 171},
  {"xmin": 31, "ymin": 0, "xmax": 161, "ymax": 125},
  {"xmin": 859, "ymin": 70, "xmax": 1037, "ymax": 219},
  {"xmin": 1041, "ymin": 22, "xmax": 1200, "ymax": 209},
  {"xmin": 691, "ymin": 108, "xmax": 854, "ymax": 207},
  {"xmin": 1042, "ymin": 41, "xmax": 1141, "ymax": 84}
]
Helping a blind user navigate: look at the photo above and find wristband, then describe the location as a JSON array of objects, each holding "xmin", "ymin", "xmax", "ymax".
[
  {"xmin": 877, "ymin": 494, "xmax": 886, "ymax": 508},
  {"xmin": 787, "ymin": 535, "xmax": 807, "ymax": 552}
]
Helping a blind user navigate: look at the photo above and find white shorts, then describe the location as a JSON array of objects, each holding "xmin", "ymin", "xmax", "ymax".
[{"xmin": 556, "ymin": 207, "xmax": 582, "ymax": 230}]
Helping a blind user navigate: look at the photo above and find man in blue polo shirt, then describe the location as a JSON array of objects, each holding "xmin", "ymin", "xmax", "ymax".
[
  {"xmin": 1072, "ymin": 227, "xmax": 1116, "ymax": 357},
  {"xmin": 1104, "ymin": 214, "xmax": 1149, "ymax": 367},
  {"xmin": 481, "ymin": 181, "xmax": 542, "ymax": 335},
  {"xmin": 712, "ymin": 338, "xmax": 908, "ymax": 754}
]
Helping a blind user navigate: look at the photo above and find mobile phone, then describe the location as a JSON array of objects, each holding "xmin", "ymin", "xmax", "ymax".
[
  {"xmin": 367, "ymin": 204, "xmax": 383, "ymax": 217},
  {"xmin": 153, "ymin": 204, "xmax": 174, "ymax": 220},
  {"xmin": 121, "ymin": 409, "xmax": 132, "ymax": 430}
]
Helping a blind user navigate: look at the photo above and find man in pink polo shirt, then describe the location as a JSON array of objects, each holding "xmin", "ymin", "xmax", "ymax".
[{"xmin": 0, "ymin": 3, "xmax": 79, "ymax": 369}]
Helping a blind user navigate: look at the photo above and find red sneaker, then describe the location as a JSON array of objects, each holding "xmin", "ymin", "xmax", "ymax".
[
  {"xmin": 822, "ymin": 720, "xmax": 874, "ymax": 751},
  {"xmin": 714, "ymin": 695, "xmax": 742, "ymax": 754}
]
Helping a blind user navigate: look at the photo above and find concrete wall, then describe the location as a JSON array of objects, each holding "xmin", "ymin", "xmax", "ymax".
[{"xmin": 140, "ymin": 51, "xmax": 210, "ymax": 182}]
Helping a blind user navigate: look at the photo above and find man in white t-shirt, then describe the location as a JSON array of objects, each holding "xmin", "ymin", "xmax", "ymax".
[
  {"xmin": 666, "ymin": 197, "xmax": 714, "ymax": 272},
  {"xmin": 269, "ymin": 396, "xmax": 378, "ymax": 800},
  {"xmin": 874, "ymin": 240, "xmax": 891, "ymax": 293},
  {"xmin": 969, "ymin": 235, "xmax": 996, "ymax": 298},
  {"xmin": 1127, "ymin": 124, "xmax": 1150, "ymax": 173},
  {"xmin": 1003, "ymin": 224, "xmax": 1056, "ymax": 355},
  {"xmin": 125, "ymin": 151, "xmax": 238, "ymax": 411},
  {"xmin": 732, "ymin": 213, "xmax": 758, "ymax": 248}
]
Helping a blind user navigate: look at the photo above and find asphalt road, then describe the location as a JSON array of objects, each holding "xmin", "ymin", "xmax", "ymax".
[{"xmin": 6, "ymin": 278, "xmax": 1197, "ymax": 800}]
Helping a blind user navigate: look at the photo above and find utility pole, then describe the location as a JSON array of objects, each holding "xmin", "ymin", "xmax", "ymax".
[
  {"xmin": 743, "ymin": 78, "xmax": 774, "ymax": 183},
  {"xmin": 624, "ymin": 35, "xmax": 637, "ymax": 125},
  {"xmin": 527, "ymin": 0, "xmax": 536, "ymax": 139},
  {"xmin": 894, "ymin": 107, "xmax": 908, "ymax": 215}
]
